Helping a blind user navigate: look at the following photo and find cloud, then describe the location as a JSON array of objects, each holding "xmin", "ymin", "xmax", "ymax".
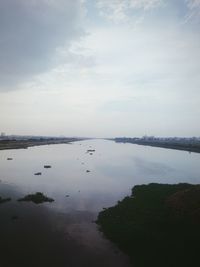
[
  {"xmin": 0, "ymin": 0, "xmax": 85, "ymax": 90},
  {"xmin": 96, "ymin": 0, "xmax": 200, "ymax": 26},
  {"xmin": 0, "ymin": 0, "xmax": 200, "ymax": 136},
  {"xmin": 186, "ymin": 0, "xmax": 200, "ymax": 9},
  {"xmin": 185, "ymin": 0, "xmax": 200, "ymax": 22},
  {"xmin": 96, "ymin": 0, "xmax": 163, "ymax": 23}
]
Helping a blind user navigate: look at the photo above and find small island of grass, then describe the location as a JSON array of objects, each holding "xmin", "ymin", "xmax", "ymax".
[
  {"xmin": 18, "ymin": 192, "xmax": 54, "ymax": 204},
  {"xmin": 97, "ymin": 183, "xmax": 200, "ymax": 267}
]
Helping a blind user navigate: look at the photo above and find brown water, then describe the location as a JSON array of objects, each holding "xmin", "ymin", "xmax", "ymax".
[{"xmin": 0, "ymin": 139, "xmax": 199, "ymax": 266}]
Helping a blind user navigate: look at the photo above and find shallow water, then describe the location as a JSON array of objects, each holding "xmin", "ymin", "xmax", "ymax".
[{"xmin": 0, "ymin": 139, "xmax": 199, "ymax": 266}]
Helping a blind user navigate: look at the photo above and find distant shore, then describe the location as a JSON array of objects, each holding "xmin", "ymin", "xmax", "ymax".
[
  {"xmin": 114, "ymin": 138, "xmax": 200, "ymax": 153},
  {"xmin": 0, "ymin": 138, "xmax": 84, "ymax": 150}
]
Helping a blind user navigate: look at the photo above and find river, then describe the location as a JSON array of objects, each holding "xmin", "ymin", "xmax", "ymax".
[{"xmin": 0, "ymin": 139, "xmax": 199, "ymax": 266}]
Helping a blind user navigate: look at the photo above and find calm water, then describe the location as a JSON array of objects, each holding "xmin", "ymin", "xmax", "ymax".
[{"xmin": 0, "ymin": 139, "xmax": 199, "ymax": 266}]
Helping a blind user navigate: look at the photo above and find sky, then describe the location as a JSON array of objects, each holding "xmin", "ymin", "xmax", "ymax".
[{"xmin": 0, "ymin": 0, "xmax": 199, "ymax": 137}]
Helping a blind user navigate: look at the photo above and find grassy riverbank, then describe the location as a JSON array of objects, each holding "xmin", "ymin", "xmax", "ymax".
[
  {"xmin": 97, "ymin": 183, "xmax": 200, "ymax": 267},
  {"xmin": 115, "ymin": 138, "xmax": 200, "ymax": 153},
  {"xmin": 0, "ymin": 138, "xmax": 84, "ymax": 150}
]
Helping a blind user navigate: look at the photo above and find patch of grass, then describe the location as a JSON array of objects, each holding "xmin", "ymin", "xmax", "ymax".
[
  {"xmin": 97, "ymin": 183, "xmax": 200, "ymax": 267},
  {"xmin": 18, "ymin": 192, "xmax": 54, "ymax": 204}
]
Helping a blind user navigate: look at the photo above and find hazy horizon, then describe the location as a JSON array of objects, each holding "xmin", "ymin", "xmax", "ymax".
[
  {"xmin": 0, "ymin": 0, "xmax": 199, "ymax": 137},
  {"xmin": 1, "ymin": 134, "xmax": 200, "ymax": 139}
]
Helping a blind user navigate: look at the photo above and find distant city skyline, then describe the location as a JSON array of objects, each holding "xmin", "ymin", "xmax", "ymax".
[{"xmin": 0, "ymin": 0, "xmax": 199, "ymax": 137}]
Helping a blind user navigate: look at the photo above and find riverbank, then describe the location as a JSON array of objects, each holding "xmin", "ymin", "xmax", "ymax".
[
  {"xmin": 114, "ymin": 138, "xmax": 200, "ymax": 153},
  {"xmin": 97, "ymin": 183, "xmax": 200, "ymax": 267},
  {"xmin": 0, "ymin": 138, "xmax": 84, "ymax": 150}
]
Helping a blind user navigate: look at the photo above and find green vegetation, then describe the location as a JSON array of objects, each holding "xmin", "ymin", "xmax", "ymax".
[
  {"xmin": 97, "ymin": 183, "xmax": 200, "ymax": 267},
  {"xmin": 34, "ymin": 172, "xmax": 42, "ymax": 175},
  {"xmin": 115, "ymin": 138, "xmax": 200, "ymax": 153},
  {"xmin": 18, "ymin": 192, "xmax": 54, "ymax": 204},
  {"xmin": 0, "ymin": 137, "xmax": 85, "ymax": 150},
  {"xmin": 44, "ymin": 165, "xmax": 51, "ymax": 168},
  {"xmin": 0, "ymin": 196, "xmax": 11, "ymax": 204}
]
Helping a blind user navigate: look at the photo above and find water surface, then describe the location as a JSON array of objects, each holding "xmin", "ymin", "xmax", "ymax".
[{"xmin": 0, "ymin": 139, "xmax": 199, "ymax": 266}]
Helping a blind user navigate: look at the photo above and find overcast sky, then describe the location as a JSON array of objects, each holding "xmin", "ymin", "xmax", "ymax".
[{"xmin": 0, "ymin": 0, "xmax": 199, "ymax": 137}]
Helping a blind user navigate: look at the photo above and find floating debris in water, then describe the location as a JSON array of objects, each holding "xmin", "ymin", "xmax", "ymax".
[
  {"xmin": 34, "ymin": 172, "xmax": 42, "ymax": 175},
  {"xmin": 7, "ymin": 158, "xmax": 13, "ymax": 160},
  {"xmin": 66, "ymin": 195, "xmax": 70, "ymax": 197},
  {"xmin": 87, "ymin": 149, "xmax": 95, "ymax": 153},
  {"xmin": 18, "ymin": 192, "xmax": 54, "ymax": 204},
  {"xmin": 86, "ymin": 170, "xmax": 91, "ymax": 173},
  {"xmin": 0, "ymin": 196, "xmax": 11, "ymax": 204},
  {"xmin": 44, "ymin": 165, "xmax": 51, "ymax": 168}
]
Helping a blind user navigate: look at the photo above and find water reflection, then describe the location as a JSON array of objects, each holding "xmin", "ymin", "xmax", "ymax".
[
  {"xmin": 0, "ymin": 183, "xmax": 130, "ymax": 267},
  {"xmin": 0, "ymin": 139, "xmax": 199, "ymax": 266}
]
